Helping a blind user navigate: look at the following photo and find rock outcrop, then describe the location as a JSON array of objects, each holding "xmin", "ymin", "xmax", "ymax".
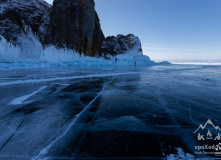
[
  {"xmin": 0, "ymin": 0, "xmax": 104, "ymax": 57},
  {"xmin": 101, "ymin": 34, "xmax": 143, "ymax": 58},
  {"xmin": 45, "ymin": 0, "xmax": 104, "ymax": 57},
  {"xmin": 0, "ymin": 0, "xmax": 145, "ymax": 61},
  {"xmin": 0, "ymin": 0, "xmax": 51, "ymax": 45}
]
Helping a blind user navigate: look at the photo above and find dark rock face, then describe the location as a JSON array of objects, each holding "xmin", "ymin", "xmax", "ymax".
[
  {"xmin": 46, "ymin": 0, "xmax": 104, "ymax": 57},
  {"xmin": 0, "ymin": 0, "xmax": 51, "ymax": 45},
  {"xmin": 101, "ymin": 34, "xmax": 143, "ymax": 58}
]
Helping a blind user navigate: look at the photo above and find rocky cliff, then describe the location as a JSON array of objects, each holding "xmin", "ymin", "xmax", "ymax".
[
  {"xmin": 45, "ymin": 0, "xmax": 104, "ymax": 57},
  {"xmin": 0, "ymin": 0, "xmax": 144, "ymax": 60},
  {"xmin": 101, "ymin": 34, "xmax": 143, "ymax": 58}
]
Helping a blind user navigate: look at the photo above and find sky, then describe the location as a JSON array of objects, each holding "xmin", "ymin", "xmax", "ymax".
[{"xmin": 45, "ymin": 0, "xmax": 221, "ymax": 60}]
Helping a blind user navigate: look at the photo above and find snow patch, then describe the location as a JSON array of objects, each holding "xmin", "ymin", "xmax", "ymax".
[
  {"xmin": 9, "ymin": 86, "xmax": 47, "ymax": 105},
  {"xmin": 39, "ymin": 45, "xmax": 157, "ymax": 66},
  {"xmin": 166, "ymin": 148, "xmax": 195, "ymax": 160},
  {"xmin": 0, "ymin": 31, "xmax": 43, "ymax": 63},
  {"xmin": 40, "ymin": 46, "xmax": 82, "ymax": 63},
  {"xmin": 0, "ymin": 36, "xmax": 21, "ymax": 63},
  {"xmin": 0, "ymin": 35, "xmax": 166, "ymax": 66},
  {"xmin": 108, "ymin": 54, "xmax": 156, "ymax": 66},
  {"xmin": 166, "ymin": 148, "xmax": 212, "ymax": 160}
]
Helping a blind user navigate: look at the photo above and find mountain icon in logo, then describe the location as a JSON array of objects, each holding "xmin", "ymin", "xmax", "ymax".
[
  {"xmin": 194, "ymin": 119, "xmax": 221, "ymax": 141},
  {"xmin": 194, "ymin": 119, "xmax": 221, "ymax": 134}
]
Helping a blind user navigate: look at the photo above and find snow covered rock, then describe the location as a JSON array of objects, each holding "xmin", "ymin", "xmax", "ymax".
[
  {"xmin": 0, "ymin": 0, "xmax": 51, "ymax": 45},
  {"xmin": 0, "ymin": 0, "xmax": 50, "ymax": 62},
  {"xmin": 101, "ymin": 34, "xmax": 143, "ymax": 58},
  {"xmin": 100, "ymin": 34, "xmax": 158, "ymax": 66}
]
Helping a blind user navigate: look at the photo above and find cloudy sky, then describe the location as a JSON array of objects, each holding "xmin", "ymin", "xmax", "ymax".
[{"xmin": 45, "ymin": 0, "xmax": 221, "ymax": 60}]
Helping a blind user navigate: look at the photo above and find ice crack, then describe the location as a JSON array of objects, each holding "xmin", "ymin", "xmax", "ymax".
[{"xmin": 32, "ymin": 79, "xmax": 113, "ymax": 160}]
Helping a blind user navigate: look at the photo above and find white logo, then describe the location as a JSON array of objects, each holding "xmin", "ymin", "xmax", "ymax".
[
  {"xmin": 194, "ymin": 119, "xmax": 221, "ymax": 156},
  {"xmin": 193, "ymin": 119, "xmax": 221, "ymax": 141}
]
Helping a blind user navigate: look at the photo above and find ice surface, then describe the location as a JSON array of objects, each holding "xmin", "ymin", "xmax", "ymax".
[{"xmin": 0, "ymin": 64, "xmax": 221, "ymax": 159}]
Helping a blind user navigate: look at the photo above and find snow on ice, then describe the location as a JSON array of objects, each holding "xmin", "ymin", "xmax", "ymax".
[{"xmin": 0, "ymin": 33, "xmax": 164, "ymax": 66}]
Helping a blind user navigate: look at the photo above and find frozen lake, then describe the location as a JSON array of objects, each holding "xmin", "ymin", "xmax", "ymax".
[{"xmin": 0, "ymin": 64, "xmax": 221, "ymax": 159}]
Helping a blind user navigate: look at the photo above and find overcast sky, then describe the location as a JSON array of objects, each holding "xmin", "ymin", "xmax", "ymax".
[{"xmin": 45, "ymin": 0, "xmax": 221, "ymax": 60}]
